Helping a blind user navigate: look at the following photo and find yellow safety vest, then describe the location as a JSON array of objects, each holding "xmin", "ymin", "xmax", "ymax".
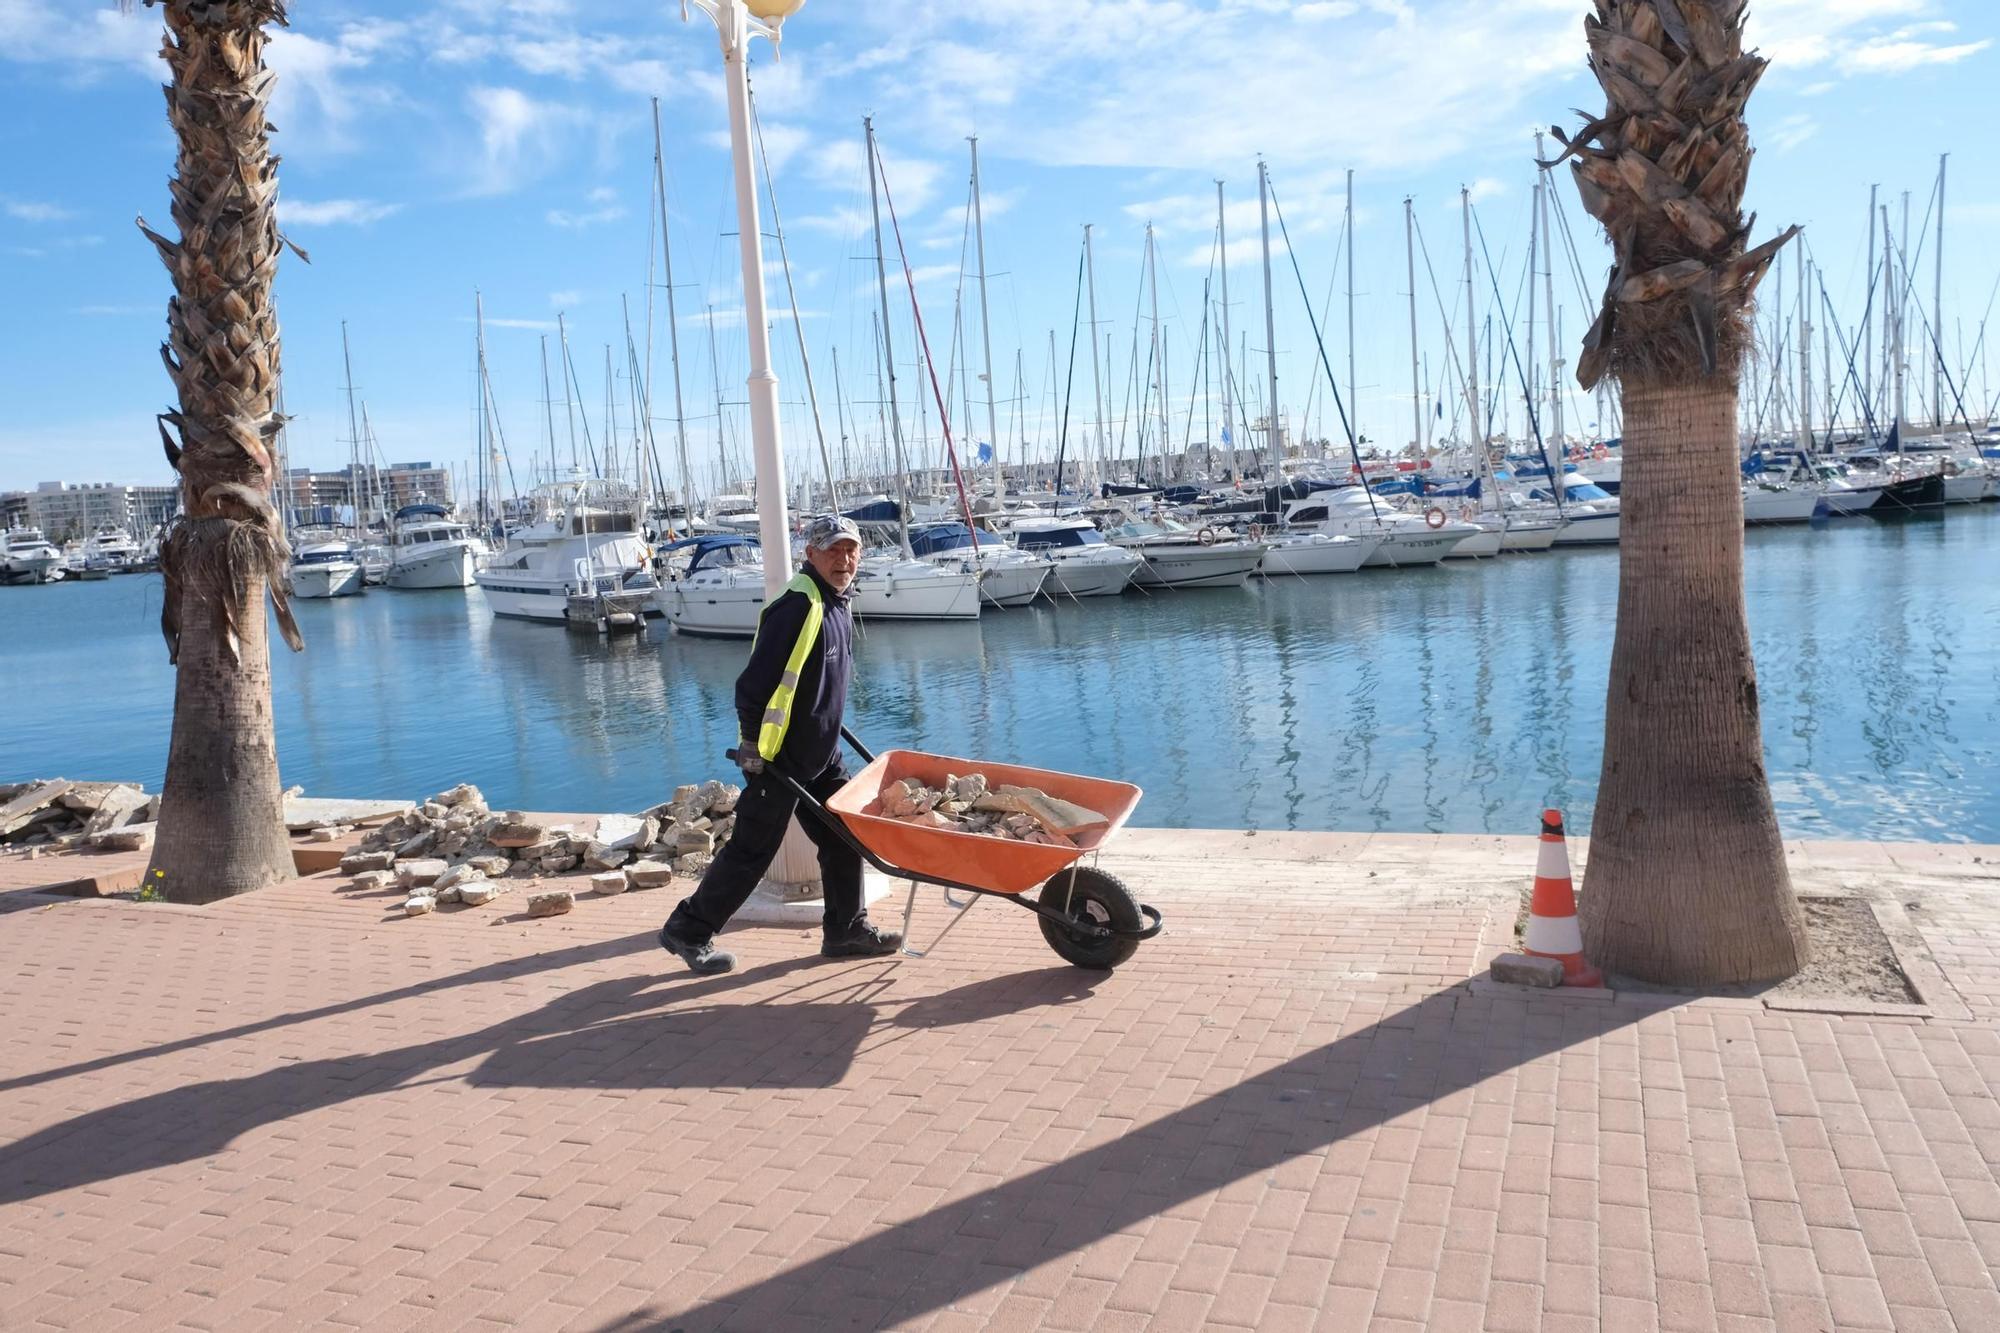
[{"xmin": 754, "ymin": 572, "xmax": 825, "ymax": 762}]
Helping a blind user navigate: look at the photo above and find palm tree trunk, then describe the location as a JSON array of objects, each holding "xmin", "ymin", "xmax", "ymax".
[
  {"xmin": 140, "ymin": 0, "xmax": 303, "ymax": 904},
  {"xmin": 1580, "ymin": 375, "xmax": 1808, "ymax": 982}
]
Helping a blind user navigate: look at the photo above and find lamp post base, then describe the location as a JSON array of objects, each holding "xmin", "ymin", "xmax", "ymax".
[{"xmin": 732, "ymin": 816, "xmax": 891, "ymax": 925}]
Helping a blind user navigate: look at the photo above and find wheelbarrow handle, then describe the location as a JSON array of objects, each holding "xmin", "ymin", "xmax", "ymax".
[{"xmin": 839, "ymin": 725, "xmax": 875, "ymax": 763}]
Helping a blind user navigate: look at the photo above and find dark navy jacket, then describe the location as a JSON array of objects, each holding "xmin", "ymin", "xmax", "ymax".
[{"xmin": 734, "ymin": 564, "xmax": 854, "ymax": 779}]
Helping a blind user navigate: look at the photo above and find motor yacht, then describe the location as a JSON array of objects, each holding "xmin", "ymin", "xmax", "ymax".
[
  {"xmin": 289, "ymin": 532, "xmax": 366, "ymax": 599},
  {"xmin": 81, "ymin": 527, "xmax": 144, "ymax": 573},
  {"xmin": 1099, "ymin": 514, "xmax": 1269, "ymax": 589},
  {"xmin": 908, "ymin": 523, "xmax": 1053, "ymax": 607},
  {"xmin": 1008, "ymin": 518, "xmax": 1145, "ymax": 597},
  {"xmin": 1280, "ymin": 490, "xmax": 1477, "ymax": 567},
  {"xmin": 475, "ymin": 479, "xmax": 661, "ymax": 622},
  {"xmin": 384, "ymin": 503, "xmax": 479, "ymax": 590},
  {"xmin": 2, "ymin": 529, "xmax": 64, "ymax": 585}
]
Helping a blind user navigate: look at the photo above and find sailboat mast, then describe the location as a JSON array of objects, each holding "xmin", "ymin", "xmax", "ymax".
[
  {"xmin": 1461, "ymin": 186, "xmax": 1480, "ymax": 451},
  {"xmin": 1864, "ymin": 183, "xmax": 1877, "ymax": 425},
  {"xmin": 1085, "ymin": 223, "xmax": 1108, "ymax": 494},
  {"xmin": 1537, "ymin": 135, "xmax": 1563, "ymax": 452},
  {"xmin": 651, "ymin": 99, "xmax": 695, "ymax": 517},
  {"xmin": 1145, "ymin": 222, "xmax": 1163, "ymax": 480},
  {"xmin": 556, "ymin": 313, "xmax": 579, "ymax": 471},
  {"xmin": 1935, "ymin": 153, "xmax": 1947, "ymax": 427},
  {"xmin": 864, "ymin": 116, "xmax": 915, "ymax": 556},
  {"xmin": 970, "ymin": 136, "xmax": 1003, "ymax": 508},
  {"xmin": 1345, "ymin": 168, "xmax": 1357, "ymax": 448},
  {"xmin": 1892, "ymin": 196, "xmax": 1907, "ymax": 436},
  {"xmin": 1799, "ymin": 257, "xmax": 1813, "ymax": 450},
  {"xmin": 705, "ymin": 305, "xmax": 728, "ymax": 494},
  {"xmin": 1258, "ymin": 159, "xmax": 1281, "ymax": 490},
  {"xmin": 341, "ymin": 319, "xmax": 364, "ymax": 533},
  {"xmin": 1404, "ymin": 197, "xmax": 1421, "ymax": 457},
  {"xmin": 831, "ymin": 345, "xmax": 851, "ymax": 497},
  {"xmin": 1216, "ymin": 181, "xmax": 1238, "ymax": 486}
]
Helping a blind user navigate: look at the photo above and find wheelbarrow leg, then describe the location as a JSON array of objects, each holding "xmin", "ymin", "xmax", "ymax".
[{"xmin": 899, "ymin": 877, "xmax": 979, "ymax": 960}]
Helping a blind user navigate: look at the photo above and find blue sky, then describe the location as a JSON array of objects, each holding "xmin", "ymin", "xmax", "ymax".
[{"xmin": 2, "ymin": 0, "xmax": 1995, "ymax": 496}]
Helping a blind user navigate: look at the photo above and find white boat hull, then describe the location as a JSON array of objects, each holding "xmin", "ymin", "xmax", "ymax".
[
  {"xmin": 852, "ymin": 564, "xmax": 983, "ymax": 620},
  {"xmin": 386, "ymin": 542, "xmax": 478, "ymax": 589},
  {"xmin": 1362, "ymin": 528, "xmax": 1468, "ymax": 568},
  {"xmin": 1259, "ymin": 534, "xmax": 1377, "ymax": 575},
  {"xmin": 1044, "ymin": 553, "xmax": 1141, "ymax": 598},
  {"xmin": 1444, "ymin": 526, "xmax": 1505, "ymax": 559},
  {"xmin": 1943, "ymin": 473, "xmax": 1989, "ymax": 505},
  {"xmin": 1743, "ymin": 488, "xmax": 1820, "ymax": 525},
  {"xmin": 1127, "ymin": 543, "xmax": 1267, "ymax": 589},
  {"xmin": 663, "ymin": 580, "xmax": 765, "ymax": 638},
  {"xmin": 291, "ymin": 562, "xmax": 365, "ymax": 599},
  {"xmin": 968, "ymin": 560, "xmax": 1050, "ymax": 607},
  {"xmin": 1551, "ymin": 511, "xmax": 1620, "ymax": 545},
  {"xmin": 1819, "ymin": 486, "xmax": 1884, "ymax": 516},
  {"xmin": 2, "ymin": 556, "xmax": 64, "ymax": 585},
  {"xmin": 1499, "ymin": 522, "xmax": 1562, "ymax": 552}
]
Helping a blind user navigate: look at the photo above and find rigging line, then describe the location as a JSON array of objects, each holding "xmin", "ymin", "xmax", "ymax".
[
  {"xmin": 1180, "ymin": 277, "xmax": 1212, "ymax": 453},
  {"xmin": 1051, "ymin": 240, "xmax": 1088, "ymax": 492},
  {"xmin": 1540, "ymin": 171, "xmax": 1599, "ymax": 318},
  {"xmin": 1409, "ymin": 211, "xmax": 1475, "ymax": 436},
  {"xmin": 559, "ymin": 328, "xmax": 602, "ymax": 476},
  {"xmin": 1817, "ymin": 277, "xmax": 1881, "ymax": 441},
  {"xmin": 1263, "ymin": 174, "xmax": 1376, "ymax": 516},
  {"xmin": 872, "ymin": 134, "xmax": 983, "ymax": 542},
  {"xmin": 1468, "ymin": 203, "xmax": 1566, "ymax": 513}
]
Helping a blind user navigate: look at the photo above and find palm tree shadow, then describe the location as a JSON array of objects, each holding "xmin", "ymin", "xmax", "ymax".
[
  {"xmin": 585, "ymin": 985, "xmax": 1669, "ymax": 1333},
  {"xmin": 0, "ymin": 955, "xmax": 832, "ymax": 1208}
]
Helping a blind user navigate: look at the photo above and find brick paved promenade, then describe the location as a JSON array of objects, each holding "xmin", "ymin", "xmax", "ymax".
[{"xmin": 2, "ymin": 830, "xmax": 1997, "ymax": 1331}]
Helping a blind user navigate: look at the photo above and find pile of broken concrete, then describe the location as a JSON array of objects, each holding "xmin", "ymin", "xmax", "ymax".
[
  {"xmin": 874, "ymin": 773, "xmax": 1110, "ymax": 848},
  {"xmin": 338, "ymin": 780, "xmax": 741, "ymax": 920},
  {"xmin": 0, "ymin": 780, "xmax": 157, "ymax": 856}
]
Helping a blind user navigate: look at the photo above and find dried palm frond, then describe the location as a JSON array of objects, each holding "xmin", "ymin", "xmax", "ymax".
[{"xmin": 1548, "ymin": 0, "xmax": 1798, "ymax": 389}]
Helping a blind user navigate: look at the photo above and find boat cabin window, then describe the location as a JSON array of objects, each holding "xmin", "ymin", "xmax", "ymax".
[{"xmin": 1015, "ymin": 526, "xmax": 1104, "ymax": 550}]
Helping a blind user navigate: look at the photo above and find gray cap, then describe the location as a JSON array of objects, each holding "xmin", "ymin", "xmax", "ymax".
[{"xmin": 804, "ymin": 513, "xmax": 863, "ymax": 550}]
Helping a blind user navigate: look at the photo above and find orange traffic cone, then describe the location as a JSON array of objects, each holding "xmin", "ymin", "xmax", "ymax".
[{"xmin": 1522, "ymin": 809, "xmax": 1603, "ymax": 987}]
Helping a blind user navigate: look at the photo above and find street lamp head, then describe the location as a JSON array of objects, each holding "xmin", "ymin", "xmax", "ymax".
[{"xmin": 744, "ymin": 0, "xmax": 806, "ymax": 20}]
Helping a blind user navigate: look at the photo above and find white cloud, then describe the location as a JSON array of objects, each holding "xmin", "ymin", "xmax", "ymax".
[
  {"xmin": 547, "ymin": 186, "xmax": 627, "ymax": 228},
  {"xmin": 0, "ymin": 0, "xmax": 159, "ymax": 76},
  {"xmin": 463, "ymin": 85, "xmax": 587, "ymax": 196},
  {"xmin": 550, "ymin": 290, "xmax": 583, "ymax": 308},
  {"xmin": 3, "ymin": 198, "xmax": 73, "ymax": 222},
  {"xmin": 1769, "ymin": 114, "xmax": 1819, "ymax": 153},
  {"xmin": 1749, "ymin": 2, "xmax": 1990, "ymax": 81},
  {"xmin": 1838, "ymin": 36, "xmax": 1990, "ymax": 74},
  {"xmin": 478, "ymin": 316, "xmax": 558, "ymax": 331},
  {"xmin": 279, "ymin": 199, "xmax": 401, "ymax": 227}
]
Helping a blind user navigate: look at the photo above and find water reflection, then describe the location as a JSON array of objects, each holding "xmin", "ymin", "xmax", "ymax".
[{"xmin": 6, "ymin": 505, "xmax": 1997, "ymax": 840}]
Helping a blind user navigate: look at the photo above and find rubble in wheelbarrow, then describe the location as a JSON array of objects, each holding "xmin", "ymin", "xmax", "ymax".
[{"xmin": 875, "ymin": 774, "xmax": 1112, "ymax": 847}]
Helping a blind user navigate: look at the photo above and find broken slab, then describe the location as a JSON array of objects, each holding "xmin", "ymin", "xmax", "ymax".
[
  {"xmin": 282, "ymin": 796, "xmax": 417, "ymax": 832},
  {"xmin": 1489, "ymin": 953, "xmax": 1564, "ymax": 989}
]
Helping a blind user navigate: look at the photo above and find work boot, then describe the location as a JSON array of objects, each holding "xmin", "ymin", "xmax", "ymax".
[
  {"xmin": 659, "ymin": 923, "xmax": 735, "ymax": 975},
  {"xmin": 821, "ymin": 920, "xmax": 904, "ymax": 958}
]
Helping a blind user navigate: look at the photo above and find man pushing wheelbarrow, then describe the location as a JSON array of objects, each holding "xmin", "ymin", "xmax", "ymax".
[{"xmin": 658, "ymin": 514, "xmax": 904, "ymax": 975}]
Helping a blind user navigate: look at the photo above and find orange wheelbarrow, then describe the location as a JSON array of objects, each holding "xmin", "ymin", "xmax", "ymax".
[{"xmin": 742, "ymin": 728, "xmax": 1164, "ymax": 969}]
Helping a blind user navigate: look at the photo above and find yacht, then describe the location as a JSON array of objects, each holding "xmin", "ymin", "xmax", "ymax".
[
  {"xmin": 2, "ymin": 529, "xmax": 64, "ymax": 585},
  {"xmin": 659, "ymin": 534, "xmax": 767, "ymax": 638},
  {"xmin": 1521, "ymin": 476, "xmax": 1621, "ymax": 546},
  {"xmin": 851, "ymin": 554, "xmax": 984, "ymax": 621},
  {"xmin": 908, "ymin": 523, "xmax": 1053, "ymax": 607},
  {"xmin": 384, "ymin": 504, "xmax": 478, "ymax": 590},
  {"xmin": 290, "ymin": 535, "xmax": 366, "ymax": 599},
  {"xmin": 1008, "ymin": 518, "xmax": 1145, "ymax": 597},
  {"xmin": 1258, "ymin": 530, "xmax": 1379, "ymax": 576},
  {"xmin": 1741, "ymin": 481, "xmax": 1820, "ymax": 525},
  {"xmin": 1099, "ymin": 514, "xmax": 1269, "ymax": 589},
  {"xmin": 82, "ymin": 527, "xmax": 144, "ymax": 573},
  {"xmin": 1280, "ymin": 490, "xmax": 1477, "ymax": 567},
  {"xmin": 475, "ymin": 479, "xmax": 661, "ymax": 622}
]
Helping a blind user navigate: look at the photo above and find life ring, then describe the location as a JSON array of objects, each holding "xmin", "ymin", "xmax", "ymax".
[
  {"xmin": 1197, "ymin": 526, "xmax": 1218, "ymax": 546},
  {"xmin": 1424, "ymin": 507, "xmax": 1447, "ymax": 530}
]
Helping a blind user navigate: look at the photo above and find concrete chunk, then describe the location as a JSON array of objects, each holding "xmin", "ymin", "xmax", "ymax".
[
  {"xmin": 1490, "ymin": 953, "xmax": 1565, "ymax": 989},
  {"xmin": 527, "ymin": 890, "xmax": 574, "ymax": 918},
  {"xmin": 589, "ymin": 871, "xmax": 628, "ymax": 896}
]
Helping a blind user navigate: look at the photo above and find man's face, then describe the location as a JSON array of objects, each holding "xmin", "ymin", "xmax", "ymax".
[{"xmin": 805, "ymin": 539, "xmax": 860, "ymax": 592}]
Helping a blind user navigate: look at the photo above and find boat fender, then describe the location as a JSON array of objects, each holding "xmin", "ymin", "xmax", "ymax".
[
  {"xmin": 1425, "ymin": 507, "xmax": 1447, "ymax": 530},
  {"xmin": 1197, "ymin": 526, "xmax": 1218, "ymax": 546}
]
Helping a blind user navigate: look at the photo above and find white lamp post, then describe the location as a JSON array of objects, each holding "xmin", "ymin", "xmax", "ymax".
[{"xmin": 683, "ymin": 0, "xmax": 804, "ymax": 600}]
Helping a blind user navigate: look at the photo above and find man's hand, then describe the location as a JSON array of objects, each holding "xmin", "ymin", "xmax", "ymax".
[{"xmin": 735, "ymin": 750, "xmax": 765, "ymax": 777}]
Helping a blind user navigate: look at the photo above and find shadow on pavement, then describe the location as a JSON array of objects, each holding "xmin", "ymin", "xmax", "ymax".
[{"xmin": 584, "ymin": 983, "xmax": 1667, "ymax": 1332}]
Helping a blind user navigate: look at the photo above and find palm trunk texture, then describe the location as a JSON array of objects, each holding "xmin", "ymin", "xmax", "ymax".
[
  {"xmin": 140, "ymin": 0, "xmax": 304, "ymax": 905},
  {"xmin": 1580, "ymin": 378, "xmax": 1806, "ymax": 980},
  {"xmin": 1552, "ymin": 0, "xmax": 1809, "ymax": 982}
]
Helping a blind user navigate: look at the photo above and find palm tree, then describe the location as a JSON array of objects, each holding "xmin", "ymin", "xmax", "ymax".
[
  {"xmin": 130, "ymin": 0, "xmax": 304, "ymax": 904},
  {"xmin": 1548, "ymin": 0, "xmax": 1808, "ymax": 982}
]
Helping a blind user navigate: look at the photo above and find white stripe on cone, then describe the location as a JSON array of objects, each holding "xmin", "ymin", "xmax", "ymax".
[
  {"xmin": 1524, "ymin": 910, "xmax": 1584, "ymax": 956},
  {"xmin": 1535, "ymin": 835, "xmax": 1571, "ymax": 882}
]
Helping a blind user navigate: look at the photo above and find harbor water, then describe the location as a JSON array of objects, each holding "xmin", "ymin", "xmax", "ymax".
[{"xmin": 6, "ymin": 505, "xmax": 1997, "ymax": 841}]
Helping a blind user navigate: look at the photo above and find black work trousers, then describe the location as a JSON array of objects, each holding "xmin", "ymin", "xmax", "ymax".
[{"xmin": 664, "ymin": 761, "xmax": 864, "ymax": 943}]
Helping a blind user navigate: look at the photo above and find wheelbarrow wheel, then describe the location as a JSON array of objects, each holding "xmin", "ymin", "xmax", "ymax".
[{"xmin": 1038, "ymin": 866, "xmax": 1142, "ymax": 970}]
